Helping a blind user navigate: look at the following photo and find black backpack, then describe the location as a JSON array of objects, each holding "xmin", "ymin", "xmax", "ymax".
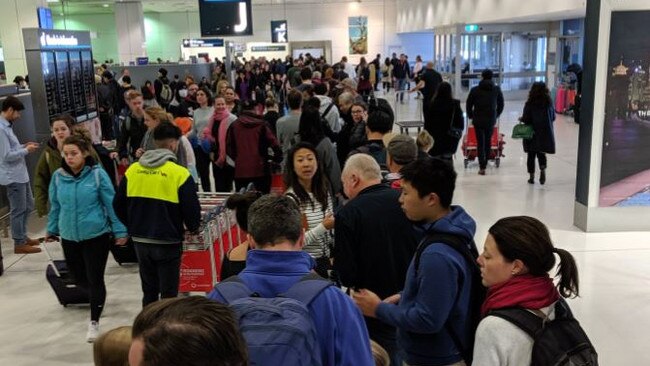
[
  {"xmin": 489, "ymin": 299, "xmax": 598, "ymax": 366},
  {"xmin": 414, "ymin": 233, "xmax": 486, "ymax": 365}
]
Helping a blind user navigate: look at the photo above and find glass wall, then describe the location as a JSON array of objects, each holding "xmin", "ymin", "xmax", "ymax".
[
  {"xmin": 459, "ymin": 33, "xmax": 501, "ymax": 92},
  {"xmin": 502, "ymin": 31, "xmax": 547, "ymax": 91}
]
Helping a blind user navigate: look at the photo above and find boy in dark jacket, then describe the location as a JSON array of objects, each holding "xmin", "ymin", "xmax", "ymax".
[
  {"xmin": 113, "ymin": 123, "xmax": 201, "ymax": 307},
  {"xmin": 466, "ymin": 69, "xmax": 504, "ymax": 175},
  {"xmin": 354, "ymin": 157, "xmax": 478, "ymax": 366}
]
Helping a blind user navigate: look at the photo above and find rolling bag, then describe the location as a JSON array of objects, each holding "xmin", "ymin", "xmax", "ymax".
[{"xmin": 42, "ymin": 241, "xmax": 89, "ymax": 307}]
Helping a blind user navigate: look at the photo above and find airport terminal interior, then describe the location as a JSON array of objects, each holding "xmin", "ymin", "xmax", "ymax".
[{"xmin": 0, "ymin": 0, "xmax": 648, "ymax": 365}]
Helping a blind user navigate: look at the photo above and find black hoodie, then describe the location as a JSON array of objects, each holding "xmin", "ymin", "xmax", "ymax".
[{"xmin": 466, "ymin": 79, "xmax": 505, "ymax": 128}]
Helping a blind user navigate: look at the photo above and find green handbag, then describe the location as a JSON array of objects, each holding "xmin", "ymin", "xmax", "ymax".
[{"xmin": 511, "ymin": 123, "xmax": 534, "ymax": 139}]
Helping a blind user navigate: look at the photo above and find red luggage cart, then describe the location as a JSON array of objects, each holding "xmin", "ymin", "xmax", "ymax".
[
  {"xmin": 179, "ymin": 193, "xmax": 243, "ymax": 293},
  {"xmin": 461, "ymin": 123, "xmax": 505, "ymax": 169}
]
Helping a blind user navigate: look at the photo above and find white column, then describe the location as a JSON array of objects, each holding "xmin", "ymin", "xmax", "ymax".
[
  {"xmin": 0, "ymin": 0, "xmax": 47, "ymax": 82},
  {"xmin": 115, "ymin": 1, "xmax": 146, "ymax": 65}
]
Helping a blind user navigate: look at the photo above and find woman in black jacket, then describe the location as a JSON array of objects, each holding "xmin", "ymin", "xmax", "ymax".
[
  {"xmin": 424, "ymin": 82, "xmax": 464, "ymax": 159},
  {"xmin": 521, "ymin": 82, "xmax": 556, "ymax": 185}
]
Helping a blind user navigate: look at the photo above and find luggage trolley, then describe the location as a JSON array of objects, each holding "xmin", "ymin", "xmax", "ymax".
[
  {"xmin": 179, "ymin": 193, "xmax": 242, "ymax": 293},
  {"xmin": 461, "ymin": 121, "xmax": 505, "ymax": 168}
]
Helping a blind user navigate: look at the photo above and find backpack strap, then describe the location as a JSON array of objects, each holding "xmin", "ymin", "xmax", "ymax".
[
  {"xmin": 321, "ymin": 103, "xmax": 335, "ymax": 119},
  {"xmin": 281, "ymin": 273, "xmax": 333, "ymax": 306},
  {"xmin": 216, "ymin": 275, "xmax": 258, "ymax": 304},
  {"xmin": 488, "ymin": 307, "xmax": 545, "ymax": 339},
  {"xmin": 414, "ymin": 233, "xmax": 477, "ymax": 275}
]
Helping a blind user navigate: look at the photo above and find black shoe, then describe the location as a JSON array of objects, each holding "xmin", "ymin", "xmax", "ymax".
[
  {"xmin": 540, "ymin": 170, "xmax": 546, "ymax": 185},
  {"xmin": 528, "ymin": 174, "xmax": 534, "ymax": 184}
]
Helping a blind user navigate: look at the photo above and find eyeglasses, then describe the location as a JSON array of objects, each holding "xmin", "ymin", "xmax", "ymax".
[{"xmin": 351, "ymin": 109, "xmax": 364, "ymax": 114}]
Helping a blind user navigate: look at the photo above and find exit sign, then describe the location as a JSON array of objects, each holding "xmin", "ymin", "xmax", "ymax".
[{"xmin": 465, "ymin": 24, "xmax": 480, "ymax": 32}]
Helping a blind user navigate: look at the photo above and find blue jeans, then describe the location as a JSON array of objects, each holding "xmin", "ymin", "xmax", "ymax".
[
  {"xmin": 5, "ymin": 182, "xmax": 34, "ymax": 246},
  {"xmin": 134, "ymin": 242, "xmax": 182, "ymax": 307},
  {"xmin": 396, "ymin": 78, "xmax": 408, "ymax": 101},
  {"xmin": 475, "ymin": 126, "xmax": 494, "ymax": 170}
]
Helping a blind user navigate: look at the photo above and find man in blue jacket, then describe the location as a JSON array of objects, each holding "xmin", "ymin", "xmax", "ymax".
[
  {"xmin": 354, "ymin": 157, "xmax": 478, "ymax": 366},
  {"xmin": 208, "ymin": 194, "xmax": 374, "ymax": 366}
]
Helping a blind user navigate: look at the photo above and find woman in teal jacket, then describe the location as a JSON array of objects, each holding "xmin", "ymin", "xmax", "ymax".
[{"xmin": 46, "ymin": 134, "xmax": 128, "ymax": 343}]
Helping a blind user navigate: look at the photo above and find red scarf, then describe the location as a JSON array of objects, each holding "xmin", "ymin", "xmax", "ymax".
[{"xmin": 481, "ymin": 274, "xmax": 559, "ymax": 318}]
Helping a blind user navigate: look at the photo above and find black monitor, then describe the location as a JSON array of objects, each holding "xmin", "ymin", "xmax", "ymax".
[{"xmin": 199, "ymin": 0, "xmax": 253, "ymax": 36}]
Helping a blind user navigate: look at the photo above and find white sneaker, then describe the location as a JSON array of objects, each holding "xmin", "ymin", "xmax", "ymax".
[{"xmin": 86, "ymin": 321, "xmax": 99, "ymax": 343}]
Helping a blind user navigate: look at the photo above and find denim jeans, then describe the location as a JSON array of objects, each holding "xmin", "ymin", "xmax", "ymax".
[
  {"xmin": 5, "ymin": 182, "xmax": 34, "ymax": 246},
  {"xmin": 396, "ymin": 78, "xmax": 408, "ymax": 101},
  {"xmin": 133, "ymin": 242, "xmax": 182, "ymax": 307},
  {"xmin": 474, "ymin": 126, "xmax": 494, "ymax": 170}
]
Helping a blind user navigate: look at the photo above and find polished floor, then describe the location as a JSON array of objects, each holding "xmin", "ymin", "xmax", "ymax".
[{"xmin": 1, "ymin": 92, "xmax": 648, "ymax": 365}]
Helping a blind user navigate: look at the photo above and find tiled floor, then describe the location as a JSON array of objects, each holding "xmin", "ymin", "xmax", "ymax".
[{"xmin": 1, "ymin": 91, "xmax": 648, "ymax": 365}]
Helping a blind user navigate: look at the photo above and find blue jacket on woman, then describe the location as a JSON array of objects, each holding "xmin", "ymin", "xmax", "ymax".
[{"xmin": 47, "ymin": 158, "xmax": 127, "ymax": 242}]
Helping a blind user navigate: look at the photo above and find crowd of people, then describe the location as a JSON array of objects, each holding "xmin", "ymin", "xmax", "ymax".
[{"xmin": 0, "ymin": 51, "xmax": 581, "ymax": 366}]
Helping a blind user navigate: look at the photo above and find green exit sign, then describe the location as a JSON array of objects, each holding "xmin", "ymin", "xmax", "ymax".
[{"xmin": 465, "ymin": 24, "xmax": 479, "ymax": 32}]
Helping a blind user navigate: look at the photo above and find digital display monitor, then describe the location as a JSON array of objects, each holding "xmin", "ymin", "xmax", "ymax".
[{"xmin": 199, "ymin": 0, "xmax": 253, "ymax": 36}]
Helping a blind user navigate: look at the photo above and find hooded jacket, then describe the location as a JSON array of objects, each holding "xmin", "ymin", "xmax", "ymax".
[
  {"xmin": 112, "ymin": 149, "xmax": 201, "ymax": 244},
  {"xmin": 375, "ymin": 206, "xmax": 477, "ymax": 366},
  {"xmin": 316, "ymin": 95, "xmax": 342, "ymax": 134},
  {"xmin": 227, "ymin": 111, "xmax": 282, "ymax": 179},
  {"xmin": 47, "ymin": 157, "xmax": 127, "ymax": 242},
  {"xmin": 34, "ymin": 137, "xmax": 102, "ymax": 217},
  {"xmin": 208, "ymin": 250, "xmax": 374, "ymax": 366},
  {"xmin": 466, "ymin": 79, "xmax": 505, "ymax": 129}
]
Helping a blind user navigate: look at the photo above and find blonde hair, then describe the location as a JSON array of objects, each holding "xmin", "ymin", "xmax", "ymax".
[
  {"xmin": 371, "ymin": 340, "xmax": 390, "ymax": 366},
  {"xmin": 93, "ymin": 326, "xmax": 132, "ymax": 366},
  {"xmin": 382, "ymin": 132, "xmax": 396, "ymax": 148},
  {"xmin": 144, "ymin": 106, "xmax": 173, "ymax": 124},
  {"xmin": 125, "ymin": 89, "xmax": 142, "ymax": 101},
  {"xmin": 416, "ymin": 130, "xmax": 434, "ymax": 152},
  {"xmin": 216, "ymin": 80, "xmax": 230, "ymax": 95}
]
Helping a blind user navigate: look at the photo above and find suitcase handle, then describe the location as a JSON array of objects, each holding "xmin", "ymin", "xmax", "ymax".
[{"xmin": 41, "ymin": 240, "xmax": 63, "ymax": 277}]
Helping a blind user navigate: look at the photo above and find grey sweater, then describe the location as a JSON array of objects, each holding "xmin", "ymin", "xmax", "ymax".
[{"xmin": 472, "ymin": 304, "xmax": 556, "ymax": 366}]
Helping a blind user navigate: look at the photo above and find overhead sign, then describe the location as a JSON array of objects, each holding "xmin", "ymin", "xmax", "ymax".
[
  {"xmin": 182, "ymin": 38, "xmax": 225, "ymax": 48},
  {"xmin": 271, "ymin": 20, "xmax": 288, "ymax": 43},
  {"xmin": 251, "ymin": 45, "xmax": 287, "ymax": 53},
  {"xmin": 465, "ymin": 24, "xmax": 480, "ymax": 32},
  {"xmin": 24, "ymin": 29, "xmax": 92, "ymax": 50},
  {"xmin": 199, "ymin": 0, "xmax": 253, "ymax": 36}
]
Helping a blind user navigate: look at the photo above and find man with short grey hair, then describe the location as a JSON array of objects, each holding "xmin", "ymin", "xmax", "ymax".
[{"xmin": 335, "ymin": 154, "xmax": 418, "ymax": 364}]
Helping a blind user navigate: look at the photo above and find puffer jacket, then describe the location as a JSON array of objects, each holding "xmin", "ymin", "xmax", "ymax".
[
  {"xmin": 466, "ymin": 79, "xmax": 505, "ymax": 128},
  {"xmin": 47, "ymin": 157, "xmax": 127, "ymax": 242}
]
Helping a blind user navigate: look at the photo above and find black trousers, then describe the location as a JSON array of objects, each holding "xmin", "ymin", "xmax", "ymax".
[
  {"xmin": 475, "ymin": 126, "xmax": 494, "ymax": 170},
  {"xmin": 61, "ymin": 233, "xmax": 111, "ymax": 321},
  {"xmin": 194, "ymin": 147, "xmax": 217, "ymax": 192},
  {"xmin": 133, "ymin": 242, "xmax": 182, "ymax": 307},
  {"xmin": 235, "ymin": 176, "xmax": 271, "ymax": 194},
  {"xmin": 527, "ymin": 152, "xmax": 547, "ymax": 173},
  {"xmin": 215, "ymin": 164, "xmax": 235, "ymax": 192}
]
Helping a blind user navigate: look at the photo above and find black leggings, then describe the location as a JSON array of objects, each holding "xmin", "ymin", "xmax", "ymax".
[
  {"xmin": 194, "ymin": 147, "xmax": 217, "ymax": 192},
  {"xmin": 527, "ymin": 152, "xmax": 547, "ymax": 173},
  {"xmin": 61, "ymin": 233, "xmax": 111, "ymax": 322},
  {"xmin": 383, "ymin": 81, "xmax": 391, "ymax": 92}
]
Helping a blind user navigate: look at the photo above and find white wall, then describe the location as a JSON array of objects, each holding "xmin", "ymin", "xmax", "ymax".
[
  {"xmin": 398, "ymin": 32, "xmax": 434, "ymax": 63},
  {"xmin": 395, "ymin": 0, "xmax": 585, "ymax": 32},
  {"xmin": 54, "ymin": 1, "xmax": 398, "ymax": 64}
]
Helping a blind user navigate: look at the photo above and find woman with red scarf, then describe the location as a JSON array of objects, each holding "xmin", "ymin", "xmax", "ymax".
[
  {"xmin": 473, "ymin": 216, "xmax": 580, "ymax": 365},
  {"xmin": 205, "ymin": 97, "xmax": 237, "ymax": 192}
]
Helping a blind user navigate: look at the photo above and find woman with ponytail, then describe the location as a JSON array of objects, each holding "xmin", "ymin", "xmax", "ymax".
[{"xmin": 473, "ymin": 216, "xmax": 580, "ymax": 365}]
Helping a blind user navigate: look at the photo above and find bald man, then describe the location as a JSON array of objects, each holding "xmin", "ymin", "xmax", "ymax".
[
  {"xmin": 335, "ymin": 154, "xmax": 418, "ymax": 365},
  {"xmin": 411, "ymin": 61, "xmax": 443, "ymax": 114}
]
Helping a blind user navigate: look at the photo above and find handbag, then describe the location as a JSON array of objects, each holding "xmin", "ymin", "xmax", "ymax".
[
  {"xmin": 512, "ymin": 123, "xmax": 534, "ymax": 139},
  {"xmin": 447, "ymin": 104, "xmax": 463, "ymax": 140}
]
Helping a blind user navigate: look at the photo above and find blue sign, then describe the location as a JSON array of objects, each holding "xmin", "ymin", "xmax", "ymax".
[
  {"xmin": 136, "ymin": 57, "xmax": 149, "ymax": 65},
  {"xmin": 465, "ymin": 24, "xmax": 480, "ymax": 32},
  {"xmin": 182, "ymin": 38, "xmax": 224, "ymax": 48},
  {"xmin": 37, "ymin": 7, "xmax": 53, "ymax": 30}
]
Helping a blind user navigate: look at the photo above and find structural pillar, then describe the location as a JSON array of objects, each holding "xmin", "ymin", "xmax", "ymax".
[
  {"xmin": 115, "ymin": 1, "xmax": 146, "ymax": 65},
  {"xmin": 0, "ymin": 0, "xmax": 48, "ymax": 82}
]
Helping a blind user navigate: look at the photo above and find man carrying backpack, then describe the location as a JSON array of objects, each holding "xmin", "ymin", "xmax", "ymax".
[
  {"xmin": 209, "ymin": 195, "xmax": 374, "ymax": 366},
  {"xmin": 154, "ymin": 68, "xmax": 173, "ymax": 109},
  {"xmin": 353, "ymin": 157, "xmax": 481, "ymax": 366}
]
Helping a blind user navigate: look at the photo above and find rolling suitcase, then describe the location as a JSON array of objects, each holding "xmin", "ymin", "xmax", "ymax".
[
  {"xmin": 42, "ymin": 241, "xmax": 89, "ymax": 307},
  {"xmin": 110, "ymin": 237, "xmax": 138, "ymax": 265}
]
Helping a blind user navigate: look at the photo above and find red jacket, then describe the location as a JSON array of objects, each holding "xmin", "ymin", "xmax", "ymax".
[{"xmin": 227, "ymin": 111, "xmax": 282, "ymax": 178}]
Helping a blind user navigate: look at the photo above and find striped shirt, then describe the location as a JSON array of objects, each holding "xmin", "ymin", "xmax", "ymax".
[{"xmin": 285, "ymin": 188, "xmax": 334, "ymax": 259}]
